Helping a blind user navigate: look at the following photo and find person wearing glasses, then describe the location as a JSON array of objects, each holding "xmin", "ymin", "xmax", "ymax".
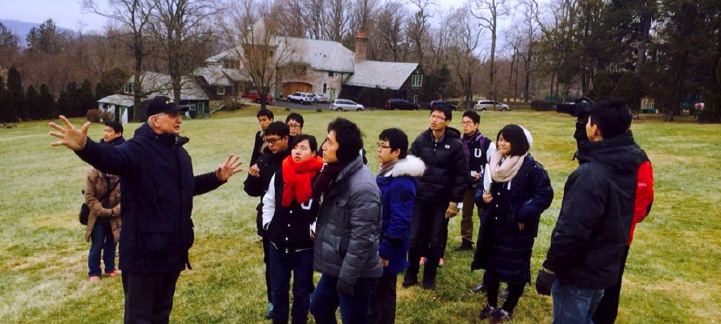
[
  {"xmin": 403, "ymin": 106, "xmax": 468, "ymax": 290},
  {"xmin": 286, "ymin": 113, "xmax": 304, "ymax": 136},
  {"xmin": 247, "ymin": 121, "xmax": 292, "ymax": 319}
]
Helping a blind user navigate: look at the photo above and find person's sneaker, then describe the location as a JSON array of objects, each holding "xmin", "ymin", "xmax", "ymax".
[
  {"xmin": 471, "ymin": 281, "xmax": 487, "ymax": 294},
  {"xmin": 454, "ymin": 241, "xmax": 474, "ymax": 251},
  {"xmin": 402, "ymin": 273, "xmax": 418, "ymax": 287},
  {"xmin": 422, "ymin": 280, "xmax": 436, "ymax": 290},
  {"xmin": 89, "ymin": 276, "xmax": 101, "ymax": 283},
  {"xmin": 478, "ymin": 303, "xmax": 496, "ymax": 320},
  {"xmin": 264, "ymin": 303, "xmax": 273, "ymax": 319},
  {"xmin": 489, "ymin": 308, "xmax": 512, "ymax": 323},
  {"xmin": 104, "ymin": 269, "xmax": 121, "ymax": 277},
  {"xmin": 419, "ymin": 257, "xmax": 426, "ymax": 265},
  {"xmin": 438, "ymin": 258, "xmax": 444, "ymax": 267}
]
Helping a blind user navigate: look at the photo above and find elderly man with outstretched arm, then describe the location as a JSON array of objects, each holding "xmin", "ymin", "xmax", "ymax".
[{"xmin": 48, "ymin": 96, "xmax": 242, "ymax": 324}]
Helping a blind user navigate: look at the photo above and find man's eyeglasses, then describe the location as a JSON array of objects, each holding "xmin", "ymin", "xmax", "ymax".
[
  {"xmin": 265, "ymin": 137, "xmax": 282, "ymax": 145},
  {"xmin": 376, "ymin": 143, "xmax": 391, "ymax": 150},
  {"xmin": 461, "ymin": 121, "xmax": 475, "ymax": 125},
  {"xmin": 287, "ymin": 123, "xmax": 301, "ymax": 129},
  {"xmin": 430, "ymin": 114, "xmax": 446, "ymax": 121}
]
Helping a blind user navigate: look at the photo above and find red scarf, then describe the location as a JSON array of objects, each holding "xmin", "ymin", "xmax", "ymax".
[{"xmin": 281, "ymin": 155, "xmax": 325, "ymax": 207}]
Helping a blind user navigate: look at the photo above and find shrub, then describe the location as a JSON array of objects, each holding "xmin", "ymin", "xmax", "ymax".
[
  {"xmin": 100, "ymin": 110, "xmax": 114, "ymax": 122},
  {"xmin": 86, "ymin": 109, "xmax": 102, "ymax": 122},
  {"xmin": 531, "ymin": 100, "xmax": 555, "ymax": 111}
]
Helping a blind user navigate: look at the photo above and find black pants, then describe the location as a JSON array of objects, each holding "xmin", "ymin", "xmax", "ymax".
[
  {"xmin": 122, "ymin": 271, "xmax": 180, "ymax": 324},
  {"xmin": 485, "ymin": 280, "xmax": 524, "ymax": 314},
  {"xmin": 370, "ymin": 273, "xmax": 398, "ymax": 324},
  {"xmin": 263, "ymin": 235, "xmax": 273, "ymax": 303},
  {"xmin": 593, "ymin": 245, "xmax": 631, "ymax": 324},
  {"xmin": 407, "ymin": 200, "xmax": 449, "ymax": 283}
]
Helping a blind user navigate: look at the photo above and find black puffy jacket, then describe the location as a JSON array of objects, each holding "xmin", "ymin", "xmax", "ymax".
[
  {"xmin": 543, "ymin": 131, "xmax": 643, "ymax": 288},
  {"xmin": 409, "ymin": 127, "xmax": 468, "ymax": 202},
  {"xmin": 76, "ymin": 123, "xmax": 225, "ymax": 273},
  {"xmin": 471, "ymin": 155, "xmax": 553, "ymax": 284}
]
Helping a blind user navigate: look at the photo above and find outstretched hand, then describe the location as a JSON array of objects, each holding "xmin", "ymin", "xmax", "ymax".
[
  {"xmin": 48, "ymin": 115, "xmax": 90, "ymax": 151},
  {"xmin": 216, "ymin": 154, "xmax": 243, "ymax": 181}
]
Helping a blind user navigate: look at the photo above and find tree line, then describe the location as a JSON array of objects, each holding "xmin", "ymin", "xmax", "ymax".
[{"xmin": 0, "ymin": 0, "xmax": 719, "ymax": 123}]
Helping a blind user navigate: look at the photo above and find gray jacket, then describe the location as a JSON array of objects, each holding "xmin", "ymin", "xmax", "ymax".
[{"xmin": 313, "ymin": 156, "xmax": 383, "ymax": 284}]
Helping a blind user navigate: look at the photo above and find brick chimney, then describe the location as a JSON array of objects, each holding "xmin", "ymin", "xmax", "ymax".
[{"xmin": 354, "ymin": 31, "xmax": 368, "ymax": 63}]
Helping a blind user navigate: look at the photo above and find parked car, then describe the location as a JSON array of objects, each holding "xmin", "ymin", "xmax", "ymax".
[
  {"xmin": 330, "ymin": 99, "xmax": 364, "ymax": 111},
  {"xmin": 313, "ymin": 93, "xmax": 329, "ymax": 103},
  {"xmin": 242, "ymin": 91, "xmax": 274, "ymax": 103},
  {"xmin": 430, "ymin": 100, "xmax": 459, "ymax": 111},
  {"xmin": 287, "ymin": 92, "xmax": 315, "ymax": 105},
  {"xmin": 386, "ymin": 99, "xmax": 420, "ymax": 110},
  {"xmin": 474, "ymin": 100, "xmax": 510, "ymax": 111}
]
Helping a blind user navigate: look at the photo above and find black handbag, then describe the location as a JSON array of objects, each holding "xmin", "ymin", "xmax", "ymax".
[{"xmin": 79, "ymin": 178, "xmax": 120, "ymax": 225}]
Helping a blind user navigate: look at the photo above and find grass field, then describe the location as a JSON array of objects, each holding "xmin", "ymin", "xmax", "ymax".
[{"xmin": 0, "ymin": 107, "xmax": 719, "ymax": 324}]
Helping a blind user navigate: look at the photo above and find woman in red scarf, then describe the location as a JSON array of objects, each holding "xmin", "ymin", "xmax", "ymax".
[{"xmin": 262, "ymin": 134, "xmax": 324, "ymax": 324}]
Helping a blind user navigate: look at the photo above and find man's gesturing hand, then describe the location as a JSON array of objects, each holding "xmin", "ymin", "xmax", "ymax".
[
  {"xmin": 49, "ymin": 115, "xmax": 89, "ymax": 151},
  {"xmin": 216, "ymin": 154, "xmax": 243, "ymax": 181}
]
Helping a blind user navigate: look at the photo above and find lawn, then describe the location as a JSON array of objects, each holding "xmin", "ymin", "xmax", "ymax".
[{"xmin": 0, "ymin": 107, "xmax": 719, "ymax": 324}]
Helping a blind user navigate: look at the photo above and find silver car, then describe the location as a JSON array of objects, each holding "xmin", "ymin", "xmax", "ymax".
[
  {"xmin": 474, "ymin": 100, "xmax": 510, "ymax": 111},
  {"xmin": 330, "ymin": 99, "xmax": 364, "ymax": 111},
  {"xmin": 313, "ymin": 93, "xmax": 329, "ymax": 103}
]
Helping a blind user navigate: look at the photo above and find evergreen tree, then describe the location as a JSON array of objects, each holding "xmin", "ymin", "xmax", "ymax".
[
  {"xmin": 26, "ymin": 19, "xmax": 68, "ymax": 55},
  {"xmin": 0, "ymin": 76, "xmax": 7, "ymax": 123},
  {"xmin": 57, "ymin": 82, "xmax": 80, "ymax": 117},
  {"xmin": 6, "ymin": 67, "xmax": 24, "ymax": 122},
  {"xmin": 95, "ymin": 67, "xmax": 128, "ymax": 100},
  {"xmin": 25, "ymin": 85, "xmax": 41, "ymax": 120},
  {"xmin": 79, "ymin": 79, "xmax": 96, "ymax": 113},
  {"xmin": 39, "ymin": 84, "xmax": 55, "ymax": 120}
]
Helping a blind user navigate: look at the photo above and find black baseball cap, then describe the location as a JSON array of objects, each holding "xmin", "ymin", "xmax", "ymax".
[{"xmin": 146, "ymin": 96, "xmax": 189, "ymax": 116}]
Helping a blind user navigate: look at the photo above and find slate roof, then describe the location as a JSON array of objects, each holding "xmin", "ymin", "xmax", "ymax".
[
  {"xmin": 282, "ymin": 37, "xmax": 355, "ymax": 73},
  {"xmin": 345, "ymin": 61, "xmax": 419, "ymax": 90},
  {"xmin": 193, "ymin": 66, "xmax": 247, "ymax": 86},
  {"xmin": 97, "ymin": 94, "xmax": 135, "ymax": 107},
  {"xmin": 129, "ymin": 72, "xmax": 209, "ymax": 101}
]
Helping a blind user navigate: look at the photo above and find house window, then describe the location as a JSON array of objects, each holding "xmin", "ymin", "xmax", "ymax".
[
  {"xmin": 223, "ymin": 59, "xmax": 240, "ymax": 69},
  {"xmin": 188, "ymin": 103, "xmax": 197, "ymax": 111},
  {"xmin": 411, "ymin": 75, "xmax": 423, "ymax": 88},
  {"xmin": 197, "ymin": 102, "xmax": 205, "ymax": 113},
  {"xmin": 124, "ymin": 82, "xmax": 134, "ymax": 94},
  {"xmin": 328, "ymin": 72, "xmax": 334, "ymax": 77},
  {"xmin": 323, "ymin": 83, "xmax": 327, "ymax": 93},
  {"xmin": 217, "ymin": 86, "xmax": 225, "ymax": 96}
]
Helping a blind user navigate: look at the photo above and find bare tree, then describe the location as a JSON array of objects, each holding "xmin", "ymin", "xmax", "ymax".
[
  {"xmin": 468, "ymin": 0, "xmax": 510, "ymax": 100},
  {"xmin": 222, "ymin": 0, "xmax": 296, "ymax": 110},
  {"xmin": 148, "ymin": 0, "xmax": 222, "ymax": 104},
  {"xmin": 448, "ymin": 5, "xmax": 483, "ymax": 105},
  {"xmin": 84, "ymin": 0, "xmax": 155, "ymax": 121},
  {"xmin": 518, "ymin": 0, "xmax": 541, "ymax": 102},
  {"xmin": 323, "ymin": 0, "xmax": 352, "ymax": 42},
  {"xmin": 376, "ymin": 1, "xmax": 407, "ymax": 62},
  {"xmin": 406, "ymin": 0, "xmax": 434, "ymax": 66}
]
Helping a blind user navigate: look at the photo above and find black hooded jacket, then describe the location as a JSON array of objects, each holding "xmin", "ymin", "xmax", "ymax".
[
  {"xmin": 409, "ymin": 127, "xmax": 468, "ymax": 202},
  {"xmin": 544, "ymin": 131, "xmax": 646, "ymax": 288}
]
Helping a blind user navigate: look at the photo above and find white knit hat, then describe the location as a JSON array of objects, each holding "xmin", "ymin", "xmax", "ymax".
[{"xmin": 521, "ymin": 126, "xmax": 533, "ymax": 151}]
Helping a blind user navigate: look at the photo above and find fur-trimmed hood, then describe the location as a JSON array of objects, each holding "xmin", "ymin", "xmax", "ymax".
[{"xmin": 381, "ymin": 155, "xmax": 426, "ymax": 178}]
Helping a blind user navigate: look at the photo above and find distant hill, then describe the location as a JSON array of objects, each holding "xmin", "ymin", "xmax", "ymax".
[{"xmin": 0, "ymin": 19, "xmax": 77, "ymax": 46}]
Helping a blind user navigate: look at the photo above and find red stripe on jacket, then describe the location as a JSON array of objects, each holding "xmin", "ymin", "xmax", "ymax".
[{"xmin": 628, "ymin": 161, "xmax": 654, "ymax": 245}]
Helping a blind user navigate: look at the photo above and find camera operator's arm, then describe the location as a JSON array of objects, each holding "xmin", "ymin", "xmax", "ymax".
[{"xmin": 543, "ymin": 167, "xmax": 605, "ymax": 273}]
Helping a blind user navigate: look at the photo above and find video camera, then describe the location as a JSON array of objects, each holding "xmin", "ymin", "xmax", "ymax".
[{"xmin": 556, "ymin": 97, "xmax": 593, "ymax": 117}]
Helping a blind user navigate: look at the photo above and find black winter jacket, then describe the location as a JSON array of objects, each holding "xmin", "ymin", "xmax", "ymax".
[
  {"xmin": 262, "ymin": 169, "xmax": 319, "ymax": 250},
  {"xmin": 247, "ymin": 147, "xmax": 291, "ymax": 235},
  {"xmin": 543, "ymin": 131, "xmax": 643, "ymax": 288},
  {"xmin": 471, "ymin": 155, "xmax": 553, "ymax": 284},
  {"xmin": 76, "ymin": 123, "xmax": 225, "ymax": 273},
  {"xmin": 462, "ymin": 131, "xmax": 494, "ymax": 189},
  {"xmin": 409, "ymin": 127, "xmax": 468, "ymax": 202}
]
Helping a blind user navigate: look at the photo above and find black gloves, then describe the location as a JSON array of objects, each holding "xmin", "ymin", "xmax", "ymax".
[
  {"xmin": 535, "ymin": 267, "xmax": 556, "ymax": 296},
  {"xmin": 337, "ymin": 277, "xmax": 355, "ymax": 297}
]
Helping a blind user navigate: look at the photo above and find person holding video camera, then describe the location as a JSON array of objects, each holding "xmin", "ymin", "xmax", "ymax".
[{"xmin": 535, "ymin": 98, "xmax": 651, "ymax": 324}]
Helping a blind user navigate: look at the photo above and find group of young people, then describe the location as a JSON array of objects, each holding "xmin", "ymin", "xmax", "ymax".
[{"xmin": 62, "ymin": 96, "xmax": 653, "ymax": 324}]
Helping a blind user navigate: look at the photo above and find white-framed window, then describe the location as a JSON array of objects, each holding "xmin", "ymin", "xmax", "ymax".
[
  {"xmin": 411, "ymin": 75, "xmax": 423, "ymax": 88},
  {"xmin": 124, "ymin": 82, "xmax": 134, "ymax": 94},
  {"xmin": 197, "ymin": 102, "xmax": 205, "ymax": 113},
  {"xmin": 188, "ymin": 103, "xmax": 197, "ymax": 111},
  {"xmin": 217, "ymin": 86, "xmax": 225, "ymax": 95}
]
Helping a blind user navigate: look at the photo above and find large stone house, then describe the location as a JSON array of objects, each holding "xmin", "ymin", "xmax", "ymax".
[{"xmin": 201, "ymin": 29, "xmax": 424, "ymax": 104}]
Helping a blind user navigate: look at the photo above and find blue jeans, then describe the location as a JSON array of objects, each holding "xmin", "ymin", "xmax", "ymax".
[
  {"xmin": 551, "ymin": 280, "xmax": 605, "ymax": 324},
  {"xmin": 269, "ymin": 245, "xmax": 314, "ymax": 323},
  {"xmin": 88, "ymin": 222, "xmax": 116, "ymax": 277},
  {"xmin": 310, "ymin": 274, "xmax": 378, "ymax": 324}
]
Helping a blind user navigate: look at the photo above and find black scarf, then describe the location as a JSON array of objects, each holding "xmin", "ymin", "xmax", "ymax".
[{"xmin": 311, "ymin": 161, "xmax": 349, "ymax": 201}]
